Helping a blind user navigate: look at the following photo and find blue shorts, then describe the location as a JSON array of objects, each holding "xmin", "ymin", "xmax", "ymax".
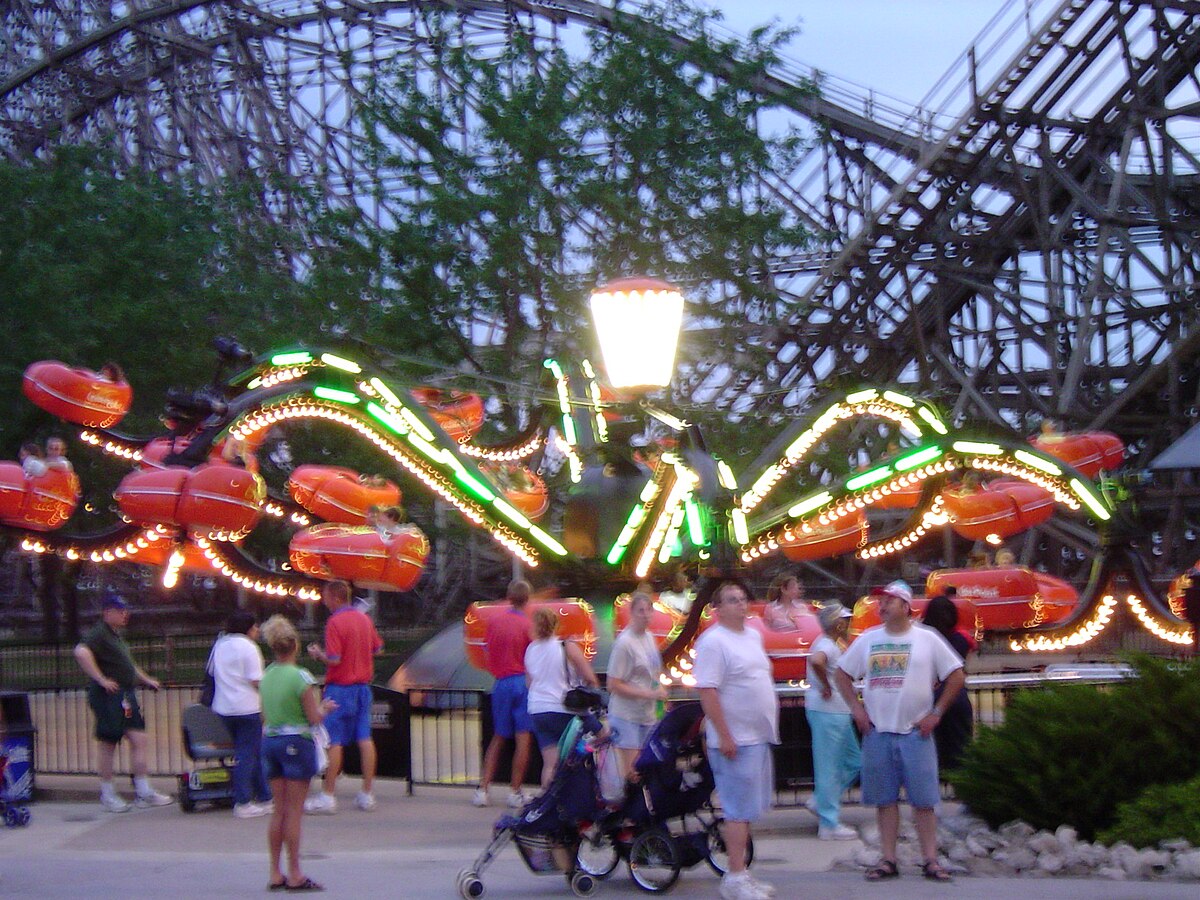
[
  {"xmin": 707, "ymin": 742, "xmax": 774, "ymax": 823},
  {"xmin": 323, "ymin": 683, "xmax": 373, "ymax": 745},
  {"xmin": 531, "ymin": 711, "xmax": 575, "ymax": 750},
  {"xmin": 860, "ymin": 729, "xmax": 941, "ymax": 808},
  {"xmin": 608, "ymin": 715, "xmax": 655, "ymax": 751},
  {"xmin": 491, "ymin": 675, "xmax": 532, "ymax": 739},
  {"xmin": 262, "ymin": 734, "xmax": 318, "ymax": 782}
]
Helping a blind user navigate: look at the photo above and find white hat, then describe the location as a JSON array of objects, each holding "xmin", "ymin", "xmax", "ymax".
[{"xmin": 870, "ymin": 580, "xmax": 914, "ymax": 605}]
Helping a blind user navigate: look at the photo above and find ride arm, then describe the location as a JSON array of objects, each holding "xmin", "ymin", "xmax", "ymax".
[{"xmin": 73, "ymin": 644, "xmax": 118, "ymax": 693}]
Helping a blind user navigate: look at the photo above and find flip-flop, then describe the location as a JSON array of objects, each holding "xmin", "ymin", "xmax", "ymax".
[
  {"xmin": 865, "ymin": 859, "xmax": 900, "ymax": 881},
  {"xmin": 921, "ymin": 861, "xmax": 953, "ymax": 883},
  {"xmin": 284, "ymin": 877, "xmax": 325, "ymax": 892},
  {"xmin": 268, "ymin": 881, "xmax": 286, "ymax": 891}
]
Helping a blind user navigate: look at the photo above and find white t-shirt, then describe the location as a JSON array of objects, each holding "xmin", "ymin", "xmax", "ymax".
[
  {"xmin": 836, "ymin": 623, "xmax": 963, "ymax": 734},
  {"xmin": 607, "ymin": 629, "xmax": 662, "ymax": 724},
  {"xmin": 525, "ymin": 638, "xmax": 575, "ymax": 715},
  {"xmin": 693, "ymin": 624, "xmax": 779, "ymax": 747},
  {"xmin": 805, "ymin": 634, "xmax": 851, "ymax": 715},
  {"xmin": 211, "ymin": 633, "xmax": 265, "ymax": 716}
]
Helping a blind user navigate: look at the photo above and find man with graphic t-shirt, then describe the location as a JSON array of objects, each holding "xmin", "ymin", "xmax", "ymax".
[
  {"xmin": 305, "ymin": 580, "xmax": 384, "ymax": 814},
  {"xmin": 835, "ymin": 580, "xmax": 965, "ymax": 883}
]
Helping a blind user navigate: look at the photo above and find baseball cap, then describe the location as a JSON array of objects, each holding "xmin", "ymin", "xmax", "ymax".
[
  {"xmin": 101, "ymin": 590, "xmax": 129, "ymax": 611},
  {"xmin": 870, "ymin": 580, "xmax": 914, "ymax": 605},
  {"xmin": 817, "ymin": 603, "xmax": 853, "ymax": 630}
]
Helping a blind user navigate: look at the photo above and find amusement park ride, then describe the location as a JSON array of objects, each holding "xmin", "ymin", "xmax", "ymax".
[{"xmin": 3, "ymin": 279, "xmax": 1196, "ymax": 684}]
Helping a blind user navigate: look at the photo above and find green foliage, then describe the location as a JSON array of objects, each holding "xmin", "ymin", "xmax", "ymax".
[
  {"xmin": 951, "ymin": 655, "xmax": 1200, "ymax": 840},
  {"xmin": 1099, "ymin": 775, "xmax": 1200, "ymax": 848}
]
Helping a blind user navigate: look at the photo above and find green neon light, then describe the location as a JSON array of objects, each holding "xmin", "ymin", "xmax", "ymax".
[
  {"xmin": 544, "ymin": 359, "xmax": 564, "ymax": 378},
  {"xmin": 882, "ymin": 390, "xmax": 915, "ymax": 408},
  {"xmin": 320, "ymin": 353, "xmax": 361, "ymax": 374},
  {"xmin": 918, "ymin": 407, "xmax": 948, "ymax": 435},
  {"xmin": 894, "ymin": 446, "xmax": 943, "ymax": 471},
  {"xmin": 493, "ymin": 498, "xmax": 532, "ymax": 529},
  {"xmin": 400, "ymin": 408, "xmax": 435, "ymax": 442},
  {"xmin": 369, "ymin": 377, "xmax": 402, "ymax": 407},
  {"xmin": 1070, "ymin": 478, "xmax": 1112, "ymax": 520},
  {"xmin": 366, "ymin": 401, "xmax": 409, "ymax": 435},
  {"xmin": 246, "ymin": 376, "xmax": 263, "ymax": 390},
  {"xmin": 455, "ymin": 471, "xmax": 496, "ymax": 502},
  {"xmin": 845, "ymin": 388, "xmax": 878, "ymax": 404},
  {"xmin": 685, "ymin": 499, "xmax": 705, "ymax": 545},
  {"xmin": 846, "ymin": 466, "xmax": 893, "ymax": 491},
  {"xmin": 1014, "ymin": 449, "xmax": 1063, "ymax": 476},
  {"xmin": 313, "ymin": 386, "xmax": 360, "ymax": 404},
  {"xmin": 529, "ymin": 526, "xmax": 568, "ymax": 556},
  {"xmin": 788, "ymin": 490, "xmax": 832, "ymax": 518},
  {"xmin": 406, "ymin": 432, "xmax": 441, "ymax": 461},
  {"xmin": 271, "ymin": 351, "xmax": 313, "ymax": 366},
  {"xmin": 606, "ymin": 542, "xmax": 629, "ymax": 566},
  {"xmin": 606, "ymin": 505, "xmax": 647, "ymax": 564},
  {"xmin": 953, "ymin": 440, "xmax": 1003, "ymax": 455},
  {"xmin": 731, "ymin": 509, "xmax": 750, "ymax": 545}
]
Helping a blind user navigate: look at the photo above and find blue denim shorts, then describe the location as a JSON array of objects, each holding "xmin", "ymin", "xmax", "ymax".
[
  {"xmin": 491, "ymin": 674, "xmax": 532, "ymax": 739},
  {"xmin": 707, "ymin": 742, "xmax": 774, "ymax": 823},
  {"xmin": 323, "ymin": 683, "xmax": 373, "ymax": 745},
  {"xmin": 262, "ymin": 733, "xmax": 318, "ymax": 782},
  {"xmin": 608, "ymin": 715, "xmax": 655, "ymax": 751},
  {"xmin": 531, "ymin": 711, "xmax": 575, "ymax": 750},
  {"xmin": 860, "ymin": 729, "xmax": 940, "ymax": 808}
]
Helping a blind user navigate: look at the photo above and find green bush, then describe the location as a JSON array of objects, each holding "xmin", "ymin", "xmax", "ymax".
[
  {"xmin": 950, "ymin": 655, "xmax": 1200, "ymax": 840},
  {"xmin": 1099, "ymin": 775, "xmax": 1200, "ymax": 848}
]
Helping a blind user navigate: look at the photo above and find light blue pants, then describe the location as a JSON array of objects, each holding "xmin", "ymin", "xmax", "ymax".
[{"xmin": 806, "ymin": 708, "xmax": 861, "ymax": 829}]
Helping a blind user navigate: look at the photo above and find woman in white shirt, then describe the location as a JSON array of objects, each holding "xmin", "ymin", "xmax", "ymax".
[
  {"xmin": 211, "ymin": 610, "xmax": 273, "ymax": 818},
  {"xmin": 524, "ymin": 607, "xmax": 599, "ymax": 788},
  {"xmin": 607, "ymin": 592, "xmax": 667, "ymax": 777}
]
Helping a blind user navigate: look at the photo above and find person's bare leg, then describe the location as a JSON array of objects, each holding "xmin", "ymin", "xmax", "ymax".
[
  {"xmin": 358, "ymin": 738, "xmax": 376, "ymax": 794},
  {"xmin": 878, "ymin": 803, "xmax": 900, "ymax": 862},
  {"xmin": 96, "ymin": 741, "xmax": 117, "ymax": 782},
  {"xmin": 616, "ymin": 746, "xmax": 639, "ymax": 781},
  {"xmin": 722, "ymin": 819, "xmax": 751, "ymax": 874},
  {"xmin": 127, "ymin": 728, "xmax": 149, "ymax": 778},
  {"xmin": 322, "ymin": 745, "xmax": 343, "ymax": 796},
  {"xmin": 283, "ymin": 779, "xmax": 310, "ymax": 885},
  {"xmin": 479, "ymin": 735, "xmax": 506, "ymax": 792},
  {"xmin": 511, "ymin": 732, "xmax": 532, "ymax": 793},
  {"xmin": 914, "ymin": 806, "xmax": 940, "ymax": 863},
  {"xmin": 267, "ymin": 776, "xmax": 287, "ymax": 887},
  {"xmin": 540, "ymin": 745, "xmax": 559, "ymax": 790}
]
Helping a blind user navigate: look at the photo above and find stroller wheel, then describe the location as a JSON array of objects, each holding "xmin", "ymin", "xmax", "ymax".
[
  {"xmin": 570, "ymin": 871, "xmax": 598, "ymax": 897},
  {"xmin": 456, "ymin": 869, "xmax": 484, "ymax": 899},
  {"xmin": 576, "ymin": 829, "xmax": 620, "ymax": 878},
  {"xmin": 628, "ymin": 827, "xmax": 680, "ymax": 893},
  {"xmin": 705, "ymin": 819, "xmax": 754, "ymax": 876}
]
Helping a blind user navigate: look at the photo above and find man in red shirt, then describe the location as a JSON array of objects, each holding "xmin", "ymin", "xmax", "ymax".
[
  {"xmin": 473, "ymin": 579, "xmax": 534, "ymax": 808},
  {"xmin": 305, "ymin": 580, "xmax": 384, "ymax": 814}
]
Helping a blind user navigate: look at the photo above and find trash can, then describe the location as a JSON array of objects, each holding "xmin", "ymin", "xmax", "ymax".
[{"xmin": 0, "ymin": 692, "xmax": 36, "ymax": 803}]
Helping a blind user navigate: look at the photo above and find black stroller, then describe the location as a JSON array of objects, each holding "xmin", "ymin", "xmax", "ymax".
[
  {"xmin": 574, "ymin": 701, "xmax": 751, "ymax": 893},
  {"xmin": 458, "ymin": 711, "xmax": 609, "ymax": 899}
]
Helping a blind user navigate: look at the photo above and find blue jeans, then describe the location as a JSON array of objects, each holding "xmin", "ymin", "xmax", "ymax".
[
  {"xmin": 806, "ymin": 708, "xmax": 861, "ymax": 829},
  {"xmin": 220, "ymin": 713, "xmax": 271, "ymax": 805}
]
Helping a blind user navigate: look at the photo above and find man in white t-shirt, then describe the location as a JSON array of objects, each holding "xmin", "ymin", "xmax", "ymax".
[
  {"xmin": 211, "ymin": 610, "xmax": 273, "ymax": 818},
  {"xmin": 694, "ymin": 581, "xmax": 779, "ymax": 900},
  {"xmin": 835, "ymin": 580, "xmax": 965, "ymax": 883}
]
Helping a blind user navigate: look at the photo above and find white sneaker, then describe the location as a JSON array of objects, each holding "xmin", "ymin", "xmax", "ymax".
[
  {"xmin": 818, "ymin": 824, "xmax": 859, "ymax": 841},
  {"xmin": 804, "ymin": 796, "xmax": 818, "ymax": 815},
  {"xmin": 355, "ymin": 791, "xmax": 376, "ymax": 811},
  {"xmin": 259, "ymin": 800, "xmax": 274, "ymax": 814},
  {"xmin": 233, "ymin": 802, "xmax": 269, "ymax": 819},
  {"xmin": 471, "ymin": 788, "xmax": 489, "ymax": 807},
  {"xmin": 134, "ymin": 790, "xmax": 173, "ymax": 808},
  {"xmin": 748, "ymin": 874, "xmax": 777, "ymax": 898},
  {"xmin": 100, "ymin": 794, "xmax": 131, "ymax": 813},
  {"xmin": 506, "ymin": 790, "xmax": 529, "ymax": 809},
  {"xmin": 303, "ymin": 793, "xmax": 337, "ymax": 815},
  {"xmin": 719, "ymin": 872, "xmax": 772, "ymax": 900}
]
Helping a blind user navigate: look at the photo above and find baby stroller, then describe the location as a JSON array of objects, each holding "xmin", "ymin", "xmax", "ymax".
[
  {"xmin": 458, "ymin": 711, "xmax": 609, "ymax": 899},
  {"xmin": 0, "ymin": 748, "xmax": 31, "ymax": 827},
  {"xmin": 177, "ymin": 703, "xmax": 237, "ymax": 812},
  {"xmin": 575, "ymin": 701, "xmax": 750, "ymax": 893}
]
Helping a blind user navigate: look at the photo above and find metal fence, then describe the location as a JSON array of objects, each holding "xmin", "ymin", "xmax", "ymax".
[{"xmin": 15, "ymin": 670, "xmax": 1135, "ymax": 802}]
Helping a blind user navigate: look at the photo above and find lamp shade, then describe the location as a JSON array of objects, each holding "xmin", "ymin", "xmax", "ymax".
[{"xmin": 589, "ymin": 277, "xmax": 684, "ymax": 390}]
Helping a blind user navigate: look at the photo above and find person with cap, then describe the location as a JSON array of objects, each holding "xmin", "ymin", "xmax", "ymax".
[
  {"xmin": 211, "ymin": 610, "xmax": 273, "ymax": 818},
  {"xmin": 805, "ymin": 601, "xmax": 861, "ymax": 840},
  {"xmin": 73, "ymin": 591, "xmax": 174, "ymax": 812},
  {"xmin": 834, "ymin": 580, "xmax": 965, "ymax": 883},
  {"xmin": 694, "ymin": 581, "xmax": 779, "ymax": 900}
]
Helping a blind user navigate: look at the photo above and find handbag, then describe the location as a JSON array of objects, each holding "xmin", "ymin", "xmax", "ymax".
[
  {"xmin": 561, "ymin": 641, "xmax": 602, "ymax": 713},
  {"xmin": 198, "ymin": 636, "xmax": 220, "ymax": 706}
]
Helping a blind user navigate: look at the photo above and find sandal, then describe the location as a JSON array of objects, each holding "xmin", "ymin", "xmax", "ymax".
[
  {"xmin": 284, "ymin": 877, "xmax": 325, "ymax": 892},
  {"xmin": 921, "ymin": 861, "xmax": 953, "ymax": 883},
  {"xmin": 268, "ymin": 881, "xmax": 286, "ymax": 891},
  {"xmin": 865, "ymin": 859, "xmax": 900, "ymax": 881}
]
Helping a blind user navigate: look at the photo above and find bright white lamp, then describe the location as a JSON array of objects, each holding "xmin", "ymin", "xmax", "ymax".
[{"xmin": 589, "ymin": 277, "xmax": 684, "ymax": 390}]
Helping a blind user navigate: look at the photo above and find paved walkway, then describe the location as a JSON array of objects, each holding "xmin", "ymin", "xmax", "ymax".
[{"xmin": 2, "ymin": 776, "xmax": 1196, "ymax": 899}]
